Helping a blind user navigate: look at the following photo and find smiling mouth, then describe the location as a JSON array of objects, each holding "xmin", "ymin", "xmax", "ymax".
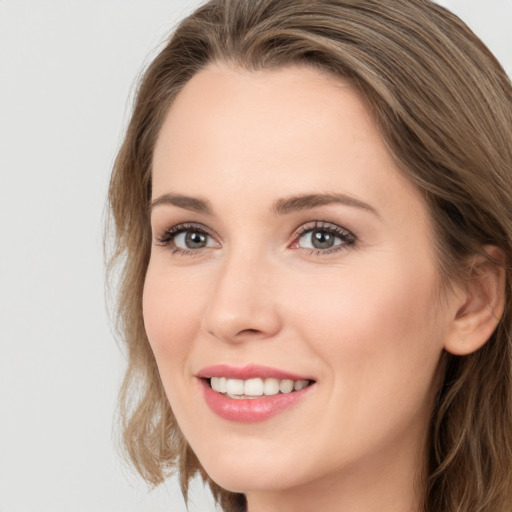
[{"xmin": 206, "ymin": 377, "xmax": 314, "ymax": 399}]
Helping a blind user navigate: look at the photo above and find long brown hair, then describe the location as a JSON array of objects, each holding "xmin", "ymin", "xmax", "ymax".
[{"xmin": 106, "ymin": 1, "xmax": 512, "ymax": 511}]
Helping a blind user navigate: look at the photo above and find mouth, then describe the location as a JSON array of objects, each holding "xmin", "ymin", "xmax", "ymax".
[
  {"xmin": 205, "ymin": 376, "xmax": 314, "ymax": 399},
  {"xmin": 196, "ymin": 364, "xmax": 316, "ymax": 422}
]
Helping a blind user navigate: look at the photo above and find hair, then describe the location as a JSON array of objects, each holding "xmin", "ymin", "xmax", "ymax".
[{"xmin": 106, "ymin": 1, "xmax": 512, "ymax": 511}]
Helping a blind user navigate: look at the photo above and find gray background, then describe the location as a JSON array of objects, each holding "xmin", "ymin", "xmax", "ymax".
[{"xmin": 0, "ymin": 1, "xmax": 510, "ymax": 511}]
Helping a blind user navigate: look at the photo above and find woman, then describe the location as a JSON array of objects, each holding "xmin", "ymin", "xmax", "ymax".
[{"xmin": 106, "ymin": 0, "xmax": 512, "ymax": 511}]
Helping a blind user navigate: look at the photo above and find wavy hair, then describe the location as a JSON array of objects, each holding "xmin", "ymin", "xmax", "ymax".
[{"xmin": 106, "ymin": 1, "xmax": 512, "ymax": 511}]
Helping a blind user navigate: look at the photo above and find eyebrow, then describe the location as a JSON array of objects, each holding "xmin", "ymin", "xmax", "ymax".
[
  {"xmin": 149, "ymin": 193, "xmax": 213, "ymax": 214},
  {"xmin": 272, "ymin": 192, "xmax": 378, "ymax": 216},
  {"xmin": 149, "ymin": 192, "xmax": 378, "ymax": 217}
]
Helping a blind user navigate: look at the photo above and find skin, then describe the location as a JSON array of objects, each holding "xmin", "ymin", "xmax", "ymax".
[{"xmin": 143, "ymin": 63, "xmax": 467, "ymax": 512}]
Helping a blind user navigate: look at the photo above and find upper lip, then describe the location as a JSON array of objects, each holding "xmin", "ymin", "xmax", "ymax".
[{"xmin": 196, "ymin": 364, "xmax": 314, "ymax": 381}]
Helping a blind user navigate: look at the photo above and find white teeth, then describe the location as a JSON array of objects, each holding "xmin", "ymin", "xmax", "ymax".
[
  {"xmin": 263, "ymin": 378, "xmax": 280, "ymax": 396},
  {"xmin": 279, "ymin": 379, "xmax": 294, "ymax": 394},
  {"xmin": 244, "ymin": 378, "xmax": 264, "ymax": 396},
  {"xmin": 226, "ymin": 378, "xmax": 244, "ymax": 395},
  {"xmin": 211, "ymin": 377, "xmax": 220, "ymax": 391},
  {"xmin": 210, "ymin": 377, "xmax": 311, "ymax": 397}
]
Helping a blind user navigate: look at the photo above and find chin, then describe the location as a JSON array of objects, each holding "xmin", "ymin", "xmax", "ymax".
[
  {"xmin": 206, "ymin": 468, "xmax": 294, "ymax": 495},
  {"xmin": 195, "ymin": 446, "xmax": 304, "ymax": 494}
]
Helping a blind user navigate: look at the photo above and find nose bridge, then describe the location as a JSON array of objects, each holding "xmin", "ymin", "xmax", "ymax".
[{"xmin": 201, "ymin": 244, "xmax": 282, "ymax": 343}]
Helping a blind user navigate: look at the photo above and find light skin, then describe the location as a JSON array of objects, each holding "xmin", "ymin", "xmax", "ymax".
[{"xmin": 143, "ymin": 63, "xmax": 504, "ymax": 512}]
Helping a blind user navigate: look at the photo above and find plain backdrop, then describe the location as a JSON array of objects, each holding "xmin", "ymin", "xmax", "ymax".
[{"xmin": 0, "ymin": 1, "xmax": 510, "ymax": 511}]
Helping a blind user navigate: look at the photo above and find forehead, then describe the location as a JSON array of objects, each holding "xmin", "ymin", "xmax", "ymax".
[
  {"xmin": 151, "ymin": 63, "xmax": 428, "ymax": 225},
  {"xmin": 153, "ymin": 64, "xmax": 369, "ymax": 175}
]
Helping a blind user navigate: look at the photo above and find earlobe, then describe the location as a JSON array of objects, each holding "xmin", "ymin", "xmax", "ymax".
[{"xmin": 444, "ymin": 245, "xmax": 506, "ymax": 356}]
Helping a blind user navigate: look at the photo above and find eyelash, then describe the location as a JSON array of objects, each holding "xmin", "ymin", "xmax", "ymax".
[
  {"xmin": 292, "ymin": 221, "xmax": 356, "ymax": 255},
  {"xmin": 155, "ymin": 223, "xmax": 215, "ymax": 257},
  {"xmin": 154, "ymin": 221, "xmax": 356, "ymax": 257}
]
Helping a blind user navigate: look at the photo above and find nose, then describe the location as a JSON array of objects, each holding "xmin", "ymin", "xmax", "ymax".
[{"xmin": 201, "ymin": 249, "xmax": 283, "ymax": 344}]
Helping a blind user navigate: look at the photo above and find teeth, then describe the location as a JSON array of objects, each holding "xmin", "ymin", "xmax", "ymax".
[
  {"xmin": 294, "ymin": 379, "xmax": 307, "ymax": 391},
  {"xmin": 263, "ymin": 378, "xmax": 280, "ymax": 396},
  {"xmin": 279, "ymin": 379, "xmax": 294, "ymax": 393},
  {"xmin": 210, "ymin": 377, "xmax": 310, "ymax": 397},
  {"xmin": 226, "ymin": 378, "xmax": 244, "ymax": 395},
  {"xmin": 244, "ymin": 378, "xmax": 264, "ymax": 396}
]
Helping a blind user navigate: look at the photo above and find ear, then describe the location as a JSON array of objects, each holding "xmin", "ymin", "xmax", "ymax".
[{"xmin": 444, "ymin": 245, "xmax": 506, "ymax": 356}]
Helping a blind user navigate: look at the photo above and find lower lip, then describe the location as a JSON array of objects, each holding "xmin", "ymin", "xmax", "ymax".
[{"xmin": 199, "ymin": 379, "xmax": 314, "ymax": 423}]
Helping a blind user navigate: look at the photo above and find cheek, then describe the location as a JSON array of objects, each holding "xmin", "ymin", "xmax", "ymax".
[
  {"xmin": 283, "ymin": 259, "xmax": 445, "ymax": 452},
  {"xmin": 297, "ymin": 264, "xmax": 431, "ymax": 332},
  {"xmin": 142, "ymin": 266, "xmax": 203, "ymax": 362},
  {"xmin": 142, "ymin": 267, "xmax": 210, "ymax": 437},
  {"xmin": 288, "ymin": 256, "xmax": 444, "ymax": 390}
]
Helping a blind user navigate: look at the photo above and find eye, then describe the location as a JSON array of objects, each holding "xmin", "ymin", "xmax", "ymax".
[
  {"xmin": 292, "ymin": 221, "xmax": 355, "ymax": 255},
  {"xmin": 174, "ymin": 230, "xmax": 216, "ymax": 250},
  {"xmin": 300, "ymin": 230, "xmax": 340, "ymax": 250},
  {"xmin": 155, "ymin": 223, "xmax": 219, "ymax": 254}
]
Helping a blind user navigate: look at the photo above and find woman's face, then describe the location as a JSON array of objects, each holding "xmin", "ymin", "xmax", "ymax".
[{"xmin": 144, "ymin": 64, "xmax": 460, "ymax": 504}]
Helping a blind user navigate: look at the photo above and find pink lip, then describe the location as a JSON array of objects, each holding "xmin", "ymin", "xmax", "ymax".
[
  {"xmin": 196, "ymin": 364, "xmax": 316, "ymax": 423},
  {"xmin": 196, "ymin": 364, "xmax": 312, "ymax": 381}
]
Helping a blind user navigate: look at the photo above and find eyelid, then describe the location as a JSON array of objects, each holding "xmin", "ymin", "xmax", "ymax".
[
  {"xmin": 153, "ymin": 220, "xmax": 356, "ymax": 257},
  {"xmin": 289, "ymin": 220, "xmax": 356, "ymax": 254},
  {"xmin": 154, "ymin": 222, "xmax": 220, "ymax": 249}
]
